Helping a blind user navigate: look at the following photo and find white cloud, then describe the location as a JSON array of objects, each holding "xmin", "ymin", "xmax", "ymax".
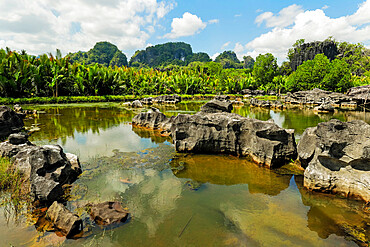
[
  {"xmin": 234, "ymin": 42, "xmax": 245, "ymax": 60},
  {"xmin": 211, "ymin": 52, "xmax": 220, "ymax": 61},
  {"xmin": 241, "ymin": 1, "xmax": 370, "ymax": 63},
  {"xmin": 0, "ymin": 0, "xmax": 174, "ymax": 55},
  {"xmin": 164, "ymin": 12, "xmax": 207, "ymax": 39},
  {"xmin": 221, "ymin": 41, "xmax": 231, "ymax": 50},
  {"xmin": 255, "ymin": 4, "xmax": 304, "ymax": 28},
  {"xmin": 322, "ymin": 5, "xmax": 329, "ymax": 10},
  {"xmin": 208, "ymin": 19, "xmax": 219, "ymax": 24}
]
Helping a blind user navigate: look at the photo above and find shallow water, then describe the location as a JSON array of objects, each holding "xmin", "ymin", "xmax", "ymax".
[{"xmin": 1, "ymin": 102, "xmax": 369, "ymax": 246}]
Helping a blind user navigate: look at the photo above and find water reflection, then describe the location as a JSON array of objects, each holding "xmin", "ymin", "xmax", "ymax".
[
  {"xmin": 7, "ymin": 102, "xmax": 369, "ymax": 246},
  {"xmin": 170, "ymin": 154, "xmax": 292, "ymax": 196}
]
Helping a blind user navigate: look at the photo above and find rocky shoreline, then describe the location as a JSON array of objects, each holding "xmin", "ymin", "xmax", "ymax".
[
  {"xmin": 132, "ymin": 98, "xmax": 370, "ymax": 203},
  {"xmin": 0, "ymin": 107, "xmax": 130, "ymax": 238}
]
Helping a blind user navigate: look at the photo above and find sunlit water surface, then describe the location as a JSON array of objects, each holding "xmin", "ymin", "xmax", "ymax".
[{"xmin": 0, "ymin": 102, "xmax": 369, "ymax": 247}]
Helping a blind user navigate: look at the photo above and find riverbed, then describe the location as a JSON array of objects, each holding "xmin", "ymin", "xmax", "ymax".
[{"xmin": 0, "ymin": 102, "xmax": 369, "ymax": 246}]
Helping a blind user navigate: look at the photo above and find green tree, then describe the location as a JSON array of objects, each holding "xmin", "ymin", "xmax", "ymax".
[{"xmin": 252, "ymin": 53, "xmax": 278, "ymax": 88}]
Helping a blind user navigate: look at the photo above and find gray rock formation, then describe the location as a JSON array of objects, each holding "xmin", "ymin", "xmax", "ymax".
[
  {"xmin": 47, "ymin": 201, "xmax": 83, "ymax": 237},
  {"xmin": 0, "ymin": 106, "xmax": 24, "ymax": 138},
  {"xmin": 200, "ymin": 100, "xmax": 233, "ymax": 113},
  {"xmin": 298, "ymin": 119, "xmax": 370, "ymax": 202},
  {"xmin": 0, "ymin": 134, "xmax": 82, "ymax": 204},
  {"xmin": 87, "ymin": 201, "xmax": 129, "ymax": 225},
  {"xmin": 152, "ymin": 94, "xmax": 181, "ymax": 104},
  {"xmin": 313, "ymin": 103, "xmax": 335, "ymax": 113},
  {"xmin": 283, "ymin": 88, "xmax": 357, "ymax": 109},
  {"xmin": 170, "ymin": 112, "xmax": 297, "ymax": 168},
  {"xmin": 132, "ymin": 100, "xmax": 143, "ymax": 108},
  {"xmin": 290, "ymin": 40, "xmax": 338, "ymax": 71},
  {"xmin": 347, "ymin": 85, "xmax": 370, "ymax": 103},
  {"xmin": 132, "ymin": 101, "xmax": 297, "ymax": 168},
  {"xmin": 132, "ymin": 107, "xmax": 173, "ymax": 131}
]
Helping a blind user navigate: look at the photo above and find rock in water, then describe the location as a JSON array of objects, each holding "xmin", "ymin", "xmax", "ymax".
[
  {"xmin": 131, "ymin": 101, "xmax": 297, "ymax": 168},
  {"xmin": 132, "ymin": 100, "xmax": 143, "ymax": 108},
  {"xmin": 132, "ymin": 107, "xmax": 171, "ymax": 130},
  {"xmin": 0, "ymin": 135, "xmax": 82, "ymax": 204},
  {"xmin": 47, "ymin": 201, "xmax": 83, "ymax": 237},
  {"xmin": 170, "ymin": 112, "xmax": 297, "ymax": 168},
  {"xmin": 88, "ymin": 201, "xmax": 129, "ymax": 225},
  {"xmin": 298, "ymin": 119, "xmax": 370, "ymax": 202},
  {"xmin": 0, "ymin": 106, "xmax": 24, "ymax": 138},
  {"xmin": 200, "ymin": 100, "xmax": 233, "ymax": 113}
]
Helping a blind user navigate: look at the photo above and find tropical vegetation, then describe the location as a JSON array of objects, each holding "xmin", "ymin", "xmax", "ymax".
[{"xmin": 0, "ymin": 39, "xmax": 369, "ymax": 100}]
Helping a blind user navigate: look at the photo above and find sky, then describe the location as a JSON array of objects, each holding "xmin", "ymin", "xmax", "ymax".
[{"xmin": 0, "ymin": 0, "xmax": 369, "ymax": 63}]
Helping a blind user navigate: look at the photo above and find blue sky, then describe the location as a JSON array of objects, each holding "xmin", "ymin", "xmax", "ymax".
[{"xmin": 0, "ymin": 0, "xmax": 369, "ymax": 63}]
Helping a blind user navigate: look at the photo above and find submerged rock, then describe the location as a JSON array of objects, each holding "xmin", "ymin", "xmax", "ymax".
[
  {"xmin": 87, "ymin": 201, "xmax": 129, "ymax": 226},
  {"xmin": 0, "ymin": 135, "xmax": 82, "ymax": 204},
  {"xmin": 47, "ymin": 201, "xmax": 83, "ymax": 237},
  {"xmin": 0, "ymin": 106, "xmax": 24, "ymax": 138},
  {"xmin": 298, "ymin": 119, "xmax": 370, "ymax": 202}
]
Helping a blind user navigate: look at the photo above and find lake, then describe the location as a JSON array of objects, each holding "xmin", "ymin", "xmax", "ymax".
[{"xmin": 1, "ymin": 102, "xmax": 368, "ymax": 246}]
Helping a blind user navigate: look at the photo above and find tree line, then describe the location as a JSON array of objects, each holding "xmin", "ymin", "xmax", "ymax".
[{"xmin": 0, "ymin": 39, "xmax": 369, "ymax": 98}]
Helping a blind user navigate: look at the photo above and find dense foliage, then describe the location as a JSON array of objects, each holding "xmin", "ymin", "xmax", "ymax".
[
  {"xmin": 0, "ymin": 39, "xmax": 369, "ymax": 99},
  {"xmin": 67, "ymin": 41, "xmax": 128, "ymax": 67}
]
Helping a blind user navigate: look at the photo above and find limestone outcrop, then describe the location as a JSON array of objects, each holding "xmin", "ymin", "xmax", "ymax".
[
  {"xmin": 0, "ymin": 134, "xmax": 82, "ymax": 204},
  {"xmin": 298, "ymin": 119, "xmax": 370, "ymax": 201},
  {"xmin": 0, "ymin": 106, "xmax": 24, "ymax": 138}
]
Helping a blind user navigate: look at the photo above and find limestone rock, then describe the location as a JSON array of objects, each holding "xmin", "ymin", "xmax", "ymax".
[
  {"xmin": 88, "ymin": 201, "xmax": 129, "ymax": 225},
  {"xmin": 200, "ymin": 100, "xmax": 233, "ymax": 113},
  {"xmin": 132, "ymin": 107, "xmax": 171, "ymax": 130},
  {"xmin": 298, "ymin": 119, "xmax": 370, "ymax": 201},
  {"xmin": 47, "ymin": 201, "xmax": 83, "ymax": 237},
  {"xmin": 170, "ymin": 111, "xmax": 297, "ymax": 168},
  {"xmin": 0, "ymin": 106, "xmax": 24, "ymax": 138},
  {"xmin": 0, "ymin": 136, "xmax": 82, "ymax": 204},
  {"xmin": 132, "ymin": 100, "xmax": 143, "ymax": 108}
]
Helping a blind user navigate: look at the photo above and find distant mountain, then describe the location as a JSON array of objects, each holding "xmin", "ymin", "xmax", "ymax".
[
  {"xmin": 129, "ymin": 42, "xmax": 211, "ymax": 67},
  {"xmin": 214, "ymin": 51, "xmax": 243, "ymax": 69},
  {"xmin": 67, "ymin": 41, "xmax": 128, "ymax": 67}
]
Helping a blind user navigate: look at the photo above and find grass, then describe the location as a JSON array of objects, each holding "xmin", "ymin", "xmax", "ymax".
[
  {"xmin": 0, "ymin": 157, "xmax": 29, "ymax": 220},
  {"xmin": 0, "ymin": 94, "xmax": 248, "ymax": 105}
]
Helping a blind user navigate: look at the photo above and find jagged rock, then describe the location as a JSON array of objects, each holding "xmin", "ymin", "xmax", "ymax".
[
  {"xmin": 347, "ymin": 85, "xmax": 370, "ymax": 103},
  {"xmin": 0, "ymin": 106, "xmax": 24, "ymax": 138},
  {"xmin": 132, "ymin": 100, "xmax": 143, "ymax": 108},
  {"xmin": 152, "ymin": 94, "xmax": 181, "ymax": 104},
  {"xmin": 170, "ymin": 111, "xmax": 297, "ymax": 168},
  {"xmin": 46, "ymin": 201, "xmax": 83, "ymax": 237},
  {"xmin": 8, "ymin": 133, "xmax": 30, "ymax": 145},
  {"xmin": 313, "ymin": 103, "xmax": 335, "ymax": 113},
  {"xmin": 214, "ymin": 95, "xmax": 230, "ymax": 101},
  {"xmin": 200, "ymin": 100, "xmax": 233, "ymax": 113},
  {"xmin": 290, "ymin": 40, "xmax": 338, "ymax": 71},
  {"xmin": 88, "ymin": 201, "xmax": 129, "ymax": 226},
  {"xmin": 283, "ymin": 88, "xmax": 355, "ymax": 108},
  {"xmin": 141, "ymin": 97, "xmax": 153, "ymax": 105},
  {"xmin": 13, "ymin": 104, "xmax": 23, "ymax": 113},
  {"xmin": 0, "ymin": 136, "xmax": 82, "ymax": 204},
  {"xmin": 250, "ymin": 98, "xmax": 271, "ymax": 108},
  {"xmin": 298, "ymin": 119, "xmax": 370, "ymax": 202},
  {"xmin": 132, "ymin": 107, "xmax": 172, "ymax": 130}
]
